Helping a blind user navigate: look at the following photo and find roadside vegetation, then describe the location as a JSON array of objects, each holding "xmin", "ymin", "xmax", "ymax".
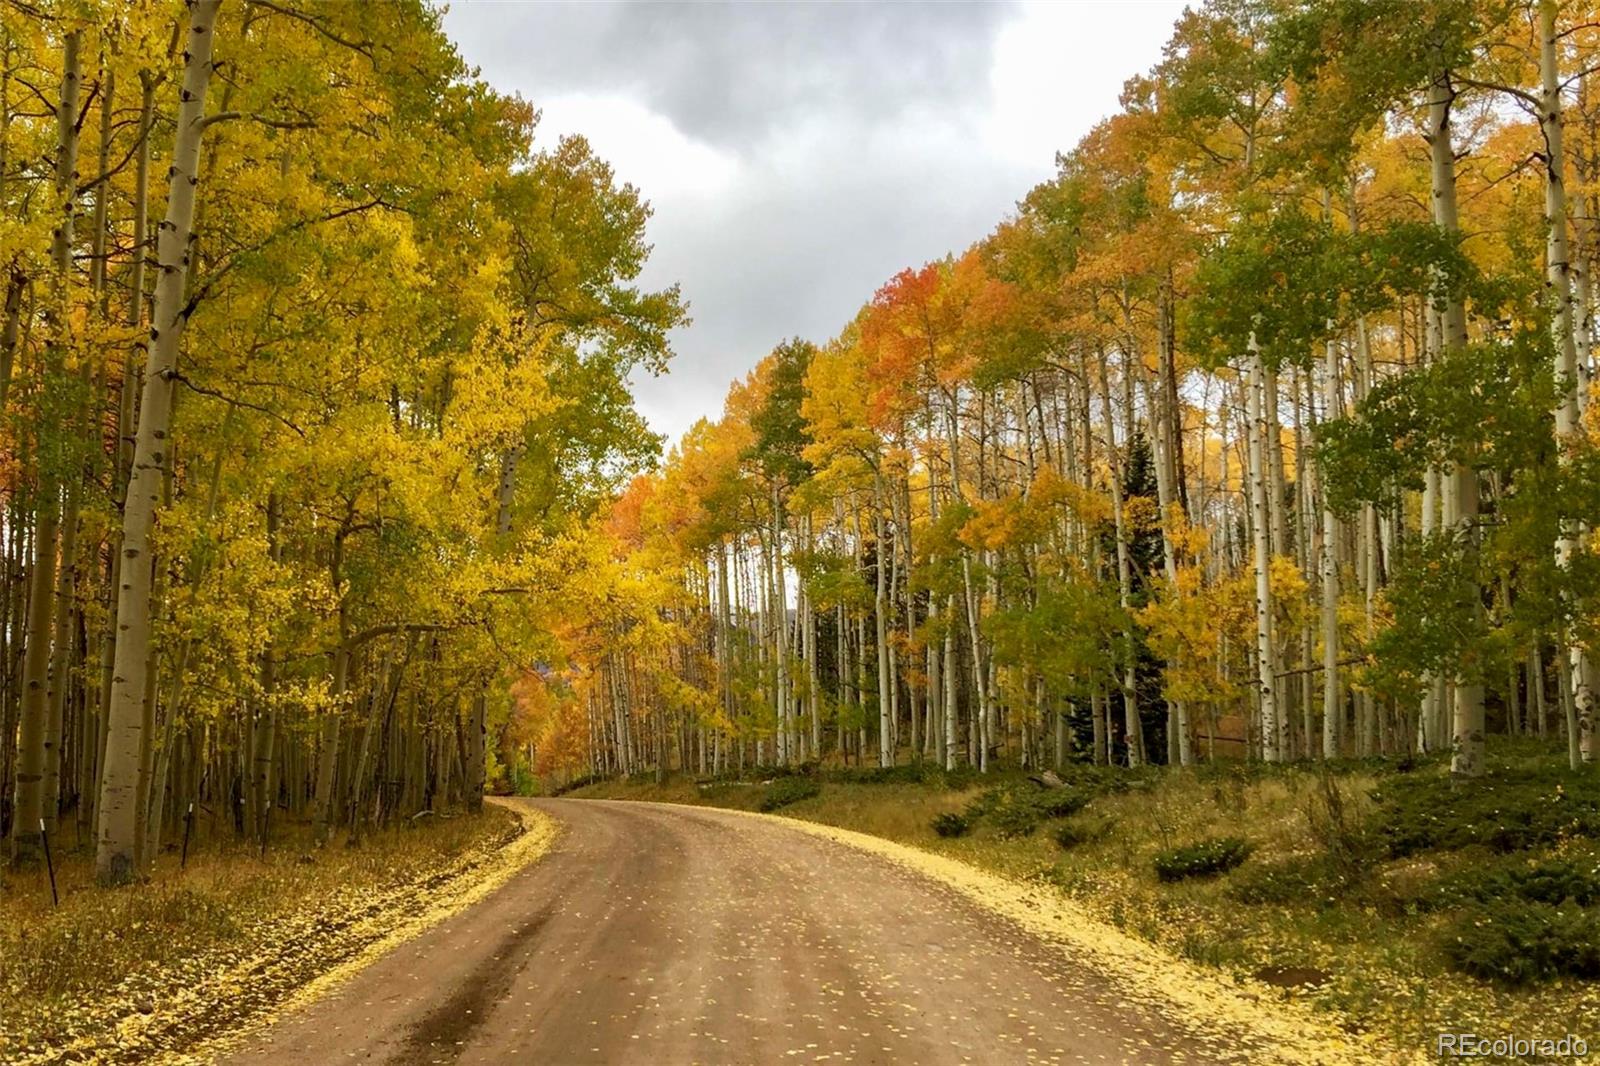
[
  {"xmin": 0, "ymin": 806, "xmax": 528, "ymax": 1064},
  {"xmin": 570, "ymin": 738, "xmax": 1600, "ymax": 1054}
]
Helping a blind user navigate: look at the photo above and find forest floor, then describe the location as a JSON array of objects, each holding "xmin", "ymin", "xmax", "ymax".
[
  {"xmin": 568, "ymin": 739, "xmax": 1600, "ymax": 1062},
  {"xmin": 0, "ymin": 802, "xmax": 557, "ymax": 1064}
]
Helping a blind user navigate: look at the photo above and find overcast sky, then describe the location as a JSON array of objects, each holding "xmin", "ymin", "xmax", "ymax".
[{"xmin": 440, "ymin": 0, "xmax": 1189, "ymax": 451}]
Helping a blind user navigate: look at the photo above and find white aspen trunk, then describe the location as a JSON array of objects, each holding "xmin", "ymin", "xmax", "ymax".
[
  {"xmin": 855, "ymin": 611, "xmax": 869, "ymax": 762},
  {"xmin": 42, "ymin": 30, "xmax": 89, "ymax": 836},
  {"xmin": 1143, "ymin": 357, "xmax": 1190, "ymax": 766},
  {"xmin": 933, "ymin": 445, "xmax": 954, "ymax": 768},
  {"xmin": 1574, "ymin": 196, "xmax": 1595, "ymax": 415},
  {"xmin": 886, "ymin": 482, "xmax": 904, "ymax": 759},
  {"xmin": 836, "ymin": 598, "xmax": 848, "ymax": 760},
  {"xmin": 148, "ymin": 377, "xmax": 226, "ymax": 865},
  {"xmin": 95, "ymin": 0, "xmax": 223, "ymax": 881},
  {"xmin": 1541, "ymin": 0, "xmax": 1595, "ymax": 766},
  {"xmin": 771, "ymin": 482, "xmax": 791, "ymax": 766},
  {"xmin": 1361, "ymin": 503, "xmax": 1380, "ymax": 754},
  {"xmin": 804, "ymin": 516, "xmax": 821, "ymax": 759},
  {"xmin": 873, "ymin": 494, "xmax": 892, "ymax": 767},
  {"xmin": 1291, "ymin": 369, "xmax": 1313, "ymax": 759},
  {"xmin": 1420, "ymin": 303, "xmax": 1445, "ymax": 752},
  {"xmin": 943, "ymin": 595, "xmax": 959, "ymax": 771},
  {"xmin": 1218, "ymin": 403, "xmax": 1233, "ymax": 579},
  {"xmin": 1427, "ymin": 64, "xmax": 1486, "ymax": 779},
  {"xmin": 1095, "ymin": 347, "xmax": 1143, "ymax": 767},
  {"xmin": 754, "ymin": 528, "xmax": 769, "ymax": 764},
  {"xmin": 1320, "ymin": 327, "xmax": 1341, "ymax": 759},
  {"xmin": 344, "ymin": 666, "xmax": 386, "ymax": 839},
  {"xmin": 716, "ymin": 540, "xmax": 734, "ymax": 745},
  {"xmin": 496, "ymin": 444, "xmax": 523, "ymax": 537},
  {"xmin": 1350, "ymin": 311, "xmax": 1379, "ymax": 755},
  {"xmin": 1247, "ymin": 339, "xmax": 1282, "ymax": 762},
  {"xmin": 942, "ymin": 386, "xmax": 991, "ymax": 770},
  {"xmin": 93, "ymin": 72, "xmax": 156, "ymax": 847},
  {"xmin": 1264, "ymin": 366, "xmax": 1290, "ymax": 560}
]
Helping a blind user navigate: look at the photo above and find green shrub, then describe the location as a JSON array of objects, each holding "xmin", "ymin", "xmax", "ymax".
[
  {"xmin": 931, "ymin": 812, "xmax": 971, "ymax": 838},
  {"xmin": 1433, "ymin": 856, "xmax": 1600, "ymax": 910},
  {"xmin": 1227, "ymin": 855, "xmax": 1334, "ymax": 904},
  {"xmin": 1052, "ymin": 817, "xmax": 1108, "ymax": 851},
  {"xmin": 1154, "ymin": 837, "xmax": 1252, "ymax": 882},
  {"xmin": 991, "ymin": 801, "xmax": 1043, "ymax": 839},
  {"xmin": 1372, "ymin": 768, "xmax": 1600, "ymax": 857},
  {"xmin": 1035, "ymin": 789, "xmax": 1089, "ymax": 819},
  {"xmin": 942, "ymin": 766, "xmax": 980, "ymax": 791},
  {"xmin": 827, "ymin": 763, "xmax": 932, "ymax": 786},
  {"xmin": 1440, "ymin": 900, "xmax": 1600, "ymax": 985},
  {"xmin": 962, "ymin": 785, "xmax": 1089, "ymax": 839},
  {"xmin": 1490, "ymin": 857, "xmax": 1600, "ymax": 904},
  {"xmin": 759, "ymin": 776, "xmax": 821, "ymax": 811}
]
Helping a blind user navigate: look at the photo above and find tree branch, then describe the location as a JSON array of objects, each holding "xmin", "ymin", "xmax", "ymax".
[
  {"xmin": 198, "ymin": 110, "xmax": 317, "ymax": 132},
  {"xmin": 181, "ymin": 198, "xmax": 395, "ymax": 320},
  {"xmin": 164, "ymin": 369, "xmax": 308, "ymax": 438},
  {"xmin": 1454, "ymin": 75, "xmax": 1540, "ymax": 111},
  {"xmin": 245, "ymin": 0, "xmax": 376, "ymax": 61},
  {"xmin": 344, "ymin": 622, "xmax": 451, "ymax": 653}
]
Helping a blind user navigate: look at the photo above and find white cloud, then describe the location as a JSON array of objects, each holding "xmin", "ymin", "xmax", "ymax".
[
  {"xmin": 534, "ymin": 93, "xmax": 740, "ymax": 199},
  {"xmin": 985, "ymin": 1, "xmax": 1186, "ymax": 168}
]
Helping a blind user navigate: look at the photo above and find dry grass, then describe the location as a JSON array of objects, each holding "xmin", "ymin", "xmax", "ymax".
[{"xmin": 0, "ymin": 806, "xmax": 530, "ymax": 1063}]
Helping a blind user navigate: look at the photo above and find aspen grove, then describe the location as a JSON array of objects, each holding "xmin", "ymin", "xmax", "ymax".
[
  {"xmin": 8, "ymin": 0, "xmax": 1600, "ymax": 895},
  {"xmin": 0, "ymin": 0, "xmax": 684, "ymax": 882},
  {"xmin": 525, "ymin": 0, "xmax": 1600, "ymax": 787}
]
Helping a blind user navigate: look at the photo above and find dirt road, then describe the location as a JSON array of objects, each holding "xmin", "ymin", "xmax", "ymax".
[{"xmin": 226, "ymin": 798, "xmax": 1226, "ymax": 1065}]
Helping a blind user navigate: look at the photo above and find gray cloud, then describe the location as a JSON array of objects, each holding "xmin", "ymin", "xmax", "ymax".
[
  {"xmin": 622, "ymin": 132, "xmax": 1024, "ymax": 433},
  {"xmin": 445, "ymin": 0, "xmax": 1012, "ymax": 147},
  {"xmin": 440, "ymin": 0, "xmax": 1185, "ymax": 446}
]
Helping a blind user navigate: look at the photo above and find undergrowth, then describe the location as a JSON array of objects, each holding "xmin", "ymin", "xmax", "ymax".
[{"xmin": 0, "ymin": 807, "xmax": 517, "ymax": 1056}]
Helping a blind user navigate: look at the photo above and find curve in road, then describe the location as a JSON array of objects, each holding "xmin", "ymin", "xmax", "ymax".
[{"xmin": 227, "ymin": 798, "xmax": 1248, "ymax": 1065}]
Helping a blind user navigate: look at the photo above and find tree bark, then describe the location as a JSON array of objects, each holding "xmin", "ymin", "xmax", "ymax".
[
  {"xmin": 1093, "ymin": 347, "xmax": 1143, "ymax": 766},
  {"xmin": 96, "ymin": 0, "xmax": 223, "ymax": 883},
  {"xmin": 1247, "ymin": 337, "xmax": 1282, "ymax": 762},
  {"xmin": 1425, "ymin": 64, "xmax": 1485, "ymax": 779},
  {"xmin": 1540, "ymin": 0, "xmax": 1595, "ymax": 767}
]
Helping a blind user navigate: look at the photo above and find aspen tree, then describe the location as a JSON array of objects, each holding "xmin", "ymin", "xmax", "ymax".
[
  {"xmin": 97, "ymin": 0, "xmax": 223, "ymax": 882},
  {"xmin": 1540, "ymin": 0, "xmax": 1596, "ymax": 766},
  {"xmin": 1096, "ymin": 346, "xmax": 1144, "ymax": 767},
  {"xmin": 12, "ymin": 28, "xmax": 82, "ymax": 865},
  {"xmin": 1320, "ymin": 313, "xmax": 1341, "ymax": 758},
  {"xmin": 1247, "ymin": 337, "xmax": 1282, "ymax": 762}
]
